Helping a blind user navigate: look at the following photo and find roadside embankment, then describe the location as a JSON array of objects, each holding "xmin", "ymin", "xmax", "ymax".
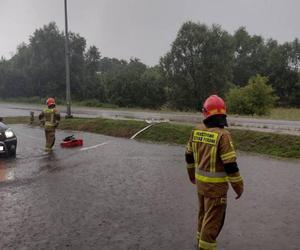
[{"xmin": 3, "ymin": 116, "xmax": 300, "ymax": 159}]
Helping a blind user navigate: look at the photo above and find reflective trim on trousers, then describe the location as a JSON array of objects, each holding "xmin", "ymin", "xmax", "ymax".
[{"xmin": 199, "ymin": 239, "xmax": 217, "ymax": 250}]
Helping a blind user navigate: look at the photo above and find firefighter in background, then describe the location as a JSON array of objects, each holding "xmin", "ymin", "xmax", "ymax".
[
  {"xmin": 39, "ymin": 98, "xmax": 61, "ymax": 151},
  {"xmin": 185, "ymin": 95, "xmax": 244, "ymax": 250}
]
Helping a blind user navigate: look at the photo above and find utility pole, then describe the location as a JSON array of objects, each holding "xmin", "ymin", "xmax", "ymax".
[{"xmin": 64, "ymin": 0, "xmax": 72, "ymax": 118}]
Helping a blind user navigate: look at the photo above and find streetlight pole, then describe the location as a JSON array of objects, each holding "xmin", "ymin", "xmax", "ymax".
[{"xmin": 64, "ymin": 0, "xmax": 72, "ymax": 118}]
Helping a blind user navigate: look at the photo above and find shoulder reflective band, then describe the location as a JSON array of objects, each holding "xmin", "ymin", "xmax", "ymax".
[
  {"xmin": 192, "ymin": 130, "xmax": 219, "ymax": 145},
  {"xmin": 199, "ymin": 240, "xmax": 217, "ymax": 250},
  {"xmin": 228, "ymin": 175, "xmax": 243, "ymax": 183},
  {"xmin": 220, "ymin": 151, "xmax": 236, "ymax": 161},
  {"xmin": 186, "ymin": 143, "xmax": 193, "ymax": 152},
  {"xmin": 195, "ymin": 169, "xmax": 228, "ymax": 183}
]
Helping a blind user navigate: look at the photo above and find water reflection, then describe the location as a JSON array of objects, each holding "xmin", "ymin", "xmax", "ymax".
[
  {"xmin": 38, "ymin": 151, "xmax": 62, "ymax": 173},
  {"xmin": 0, "ymin": 160, "xmax": 15, "ymax": 182}
]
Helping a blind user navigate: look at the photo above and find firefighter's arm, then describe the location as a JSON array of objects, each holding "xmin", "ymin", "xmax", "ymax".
[
  {"xmin": 185, "ymin": 132, "xmax": 195, "ymax": 184},
  {"xmin": 219, "ymin": 133, "xmax": 244, "ymax": 199},
  {"xmin": 54, "ymin": 109, "xmax": 61, "ymax": 127},
  {"xmin": 55, "ymin": 110, "xmax": 61, "ymax": 121},
  {"xmin": 38, "ymin": 111, "xmax": 44, "ymax": 120},
  {"xmin": 38, "ymin": 111, "xmax": 45, "ymax": 126},
  {"xmin": 225, "ymin": 163, "xmax": 243, "ymax": 199}
]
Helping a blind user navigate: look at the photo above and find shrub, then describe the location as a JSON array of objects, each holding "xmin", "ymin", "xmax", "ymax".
[{"xmin": 226, "ymin": 75, "xmax": 278, "ymax": 115}]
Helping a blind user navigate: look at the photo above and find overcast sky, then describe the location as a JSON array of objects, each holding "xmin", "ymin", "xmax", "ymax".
[{"xmin": 1, "ymin": 0, "xmax": 299, "ymax": 65}]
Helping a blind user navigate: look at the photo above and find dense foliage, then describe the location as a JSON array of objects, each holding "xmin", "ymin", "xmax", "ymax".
[
  {"xmin": 0, "ymin": 21, "xmax": 299, "ymax": 111},
  {"xmin": 226, "ymin": 75, "xmax": 278, "ymax": 115}
]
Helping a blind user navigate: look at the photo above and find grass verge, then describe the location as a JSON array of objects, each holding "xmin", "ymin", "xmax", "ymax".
[
  {"xmin": 1, "ymin": 98, "xmax": 300, "ymax": 120},
  {"xmin": 3, "ymin": 116, "xmax": 300, "ymax": 159},
  {"xmin": 229, "ymin": 107, "xmax": 300, "ymax": 121}
]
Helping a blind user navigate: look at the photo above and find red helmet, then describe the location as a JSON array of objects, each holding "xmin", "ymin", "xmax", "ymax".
[
  {"xmin": 46, "ymin": 98, "xmax": 55, "ymax": 107},
  {"xmin": 202, "ymin": 95, "xmax": 227, "ymax": 119}
]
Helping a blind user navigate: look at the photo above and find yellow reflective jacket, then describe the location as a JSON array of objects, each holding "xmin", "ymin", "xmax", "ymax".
[
  {"xmin": 186, "ymin": 124, "xmax": 243, "ymax": 197},
  {"xmin": 39, "ymin": 108, "xmax": 60, "ymax": 131}
]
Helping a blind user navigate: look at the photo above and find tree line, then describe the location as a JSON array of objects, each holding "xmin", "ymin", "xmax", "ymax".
[{"xmin": 0, "ymin": 21, "xmax": 299, "ymax": 111}]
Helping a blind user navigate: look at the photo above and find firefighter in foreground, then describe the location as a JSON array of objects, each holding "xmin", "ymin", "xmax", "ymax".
[
  {"xmin": 185, "ymin": 95, "xmax": 244, "ymax": 250},
  {"xmin": 39, "ymin": 98, "xmax": 61, "ymax": 151}
]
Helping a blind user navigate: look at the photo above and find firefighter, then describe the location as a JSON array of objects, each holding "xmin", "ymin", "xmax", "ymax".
[
  {"xmin": 185, "ymin": 95, "xmax": 244, "ymax": 250},
  {"xmin": 39, "ymin": 98, "xmax": 61, "ymax": 151}
]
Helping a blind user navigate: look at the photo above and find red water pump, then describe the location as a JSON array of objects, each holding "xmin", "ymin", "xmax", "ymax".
[{"xmin": 60, "ymin": 135, "xmax": 83, "ymax": 148}]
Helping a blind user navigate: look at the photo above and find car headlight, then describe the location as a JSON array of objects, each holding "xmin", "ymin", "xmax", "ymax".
[{"xmin": 5, "ymin": 129, "xmax": 14, "ymax": 138}]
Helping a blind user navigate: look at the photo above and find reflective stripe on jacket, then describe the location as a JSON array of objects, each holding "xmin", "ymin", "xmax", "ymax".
[
  {"xmin": 39, "ymin": 108, "xmax": 60, "ymax": 130},
  {"xmin": 186, "ymin": 124, "xmax": 242, "ymax": 197}
]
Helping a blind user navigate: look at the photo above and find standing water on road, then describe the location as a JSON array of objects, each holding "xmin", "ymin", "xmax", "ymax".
[{"xmin": 0, "ymin": 125, "xmax": 299, "ymax": 249}]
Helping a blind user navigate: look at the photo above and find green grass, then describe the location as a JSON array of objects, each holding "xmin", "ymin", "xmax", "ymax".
[
  {"xmin": 229, "ymin": 107, "xmax": 300, "ymax": 121},
  {"xmin": 138, "ymin": 123, "xmax": 192, "ymax": 145},
  {"xmin": 268, "ymin": 108, "xmax": 300, "ymax": 121},
  {"xmin": 59, "ymin": 117, "xmax": 147, "ymax": 138},
  {"xmin": 1, "ymin": 98, "xmax": 300, "ymax": 120},
  {"xmin": 139, "ymin": 123, "xmax": 300, "ymax": 158},
  {"xmin": 1, "ymin": 116, "xmax": 32, "ymax": 124},
  {"xmin": 229, "ymin": 129, "xmax": 300, "ymax": 158},
  {"xmin": 3, "ymin": 116, "xmax": 300, "ymax": 158}
]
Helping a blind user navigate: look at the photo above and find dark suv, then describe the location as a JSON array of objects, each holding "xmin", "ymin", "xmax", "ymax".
[{"xmin": 0, "ymin": 122, "xmax": 17, "ymax": 157}]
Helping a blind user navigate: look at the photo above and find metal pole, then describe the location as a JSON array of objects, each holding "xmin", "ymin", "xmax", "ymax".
[{"xmin": 64, "ymin": 0, "xmax": 72, "ymax": 118}]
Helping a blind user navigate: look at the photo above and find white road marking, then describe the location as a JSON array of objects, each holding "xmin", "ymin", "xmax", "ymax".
[{"xmin": 80, "ymin": 141, "xmax": 110, "ymax": 151}]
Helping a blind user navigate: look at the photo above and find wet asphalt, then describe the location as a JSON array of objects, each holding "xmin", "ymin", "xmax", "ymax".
[{"xmin": 0, "ymin": 125, "xmax": 300, "ymax": 250}]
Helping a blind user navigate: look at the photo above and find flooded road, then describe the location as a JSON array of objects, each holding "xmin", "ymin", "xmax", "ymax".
[{"xmin": 0, "ymin": 125, "xmax": 299, "ymax": 250}]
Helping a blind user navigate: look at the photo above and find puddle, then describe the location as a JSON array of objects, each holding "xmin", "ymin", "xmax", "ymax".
[{"xmin": 0, "ymin": 160, "xmax": 16, "ymax": 182}]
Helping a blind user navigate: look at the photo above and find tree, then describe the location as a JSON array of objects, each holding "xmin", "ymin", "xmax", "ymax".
[
  {"xmin": 0, "ymin": 22, "xmax": 88, "ymax": 100},
  {"xmin": 104, "ymin": 58, "xmax": 147, "ymax": 107},
  {"xmin": 226, "ymin": 75, "xmax": 278, "ymax": 115},
  {"xmin": 1, "ymin": 21, "xmax": 299, "ymax": 109},
  {"xmin": 232, "ymin": 27, "xmax": 267, "ymax": 86},
  {"xmin": 138, "ymin": 66, "xmax": 166, "ymax": 108},
  {"xmin": 160, "ymin": 21, "xmax": 234, "ymax": 110},
  {"xmin": 98, "ymin": 57, "xmax": 127, "ymax": 73},
  {"xmin": 29, "ymin": 22, "xmax": 66, "ymax": 98},
  {"xmin": 264, "ymin": 40, "xmax": 300, "ymax": 107}
]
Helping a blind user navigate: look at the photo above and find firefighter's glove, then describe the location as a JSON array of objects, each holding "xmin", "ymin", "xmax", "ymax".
[{"xmin": 232, "ymin": 183, "xmax": 244, "ymax": 200}]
